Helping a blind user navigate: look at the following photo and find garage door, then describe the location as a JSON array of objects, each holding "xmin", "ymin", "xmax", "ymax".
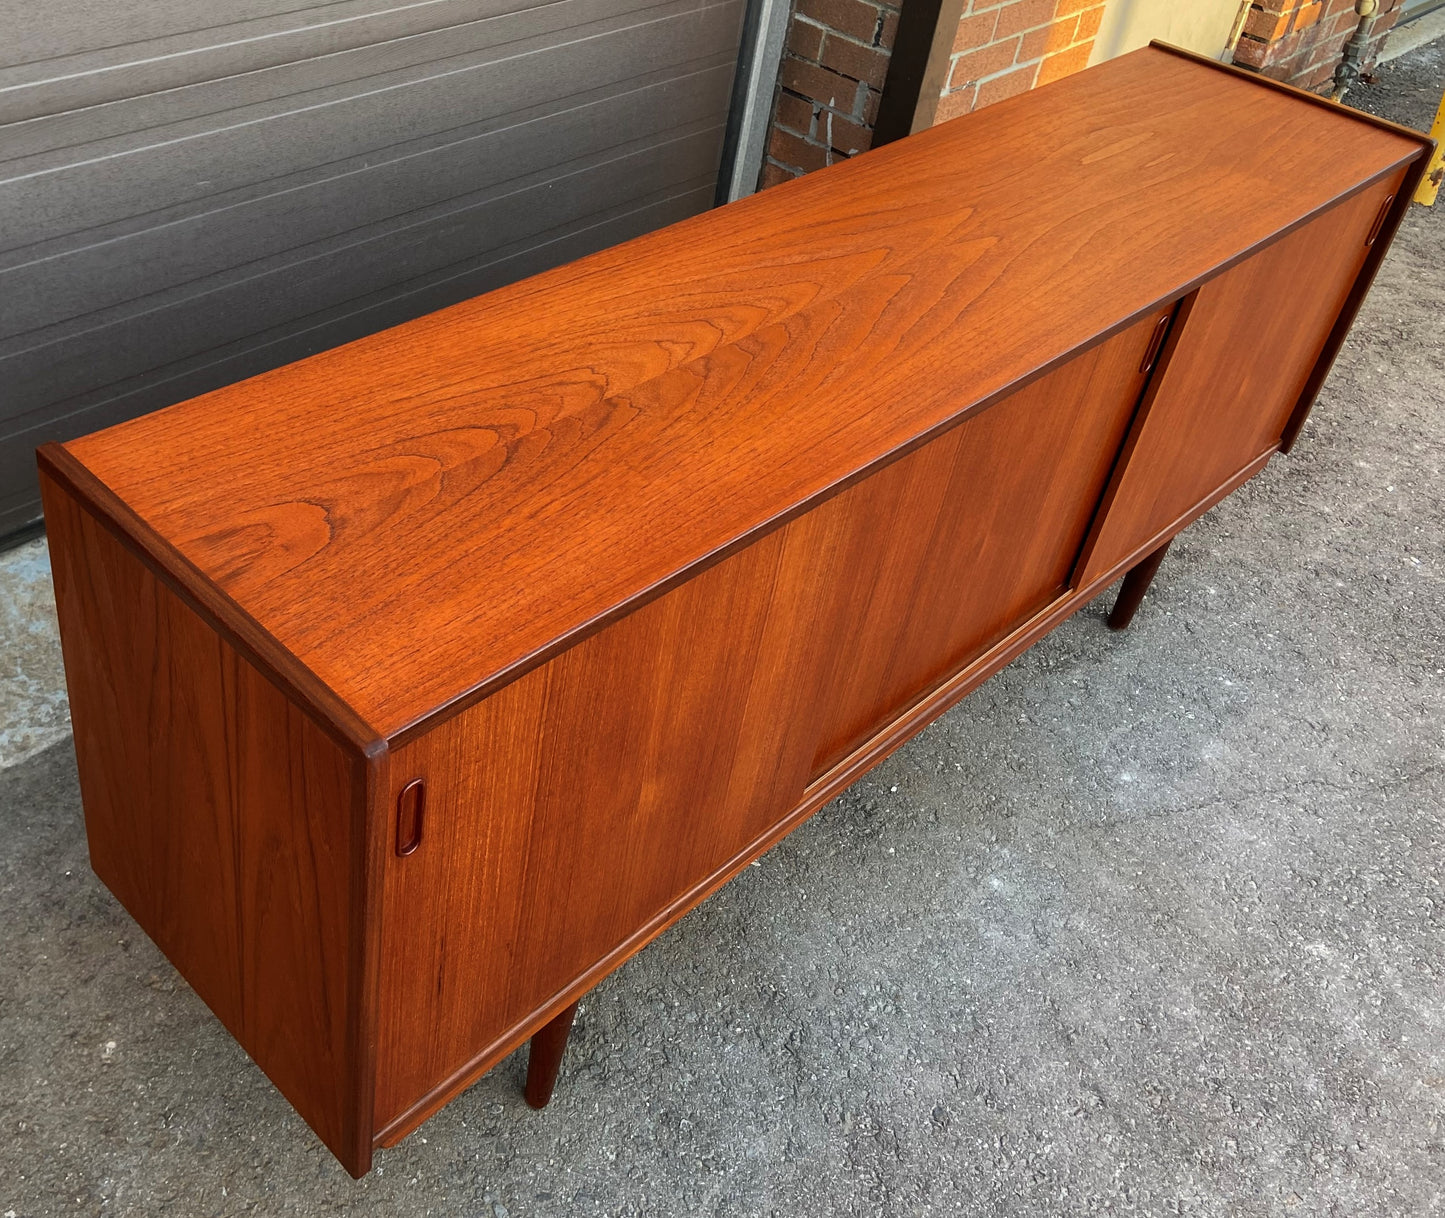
[{"xmin": 0, "ymin": 0, "xmax": 749, "ymax": 538}]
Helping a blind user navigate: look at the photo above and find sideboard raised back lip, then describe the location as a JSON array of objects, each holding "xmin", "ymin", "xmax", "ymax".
[{"xmin": 49, "ymin": 45, "xmax": 1431, "ymax": 746}]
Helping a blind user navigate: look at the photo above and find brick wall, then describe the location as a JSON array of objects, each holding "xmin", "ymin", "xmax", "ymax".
[
  {"xmin": 1231, "ymin": 0, "xmax": 1401, "ymax": 89},
  {"xmin": 760, "ymin": 0, "xmax": 903, "ymax": 188},
  {"xmin": 759, "ymin": 0, "xmax": 1107, "ymax": 189},
  {"xmin": 937, "ymin": 0, "xmax": 1106, "ymax": 121},
  {"xmin": 756, "ymin": 0, "xmax": 1384, "ymax": 194}
]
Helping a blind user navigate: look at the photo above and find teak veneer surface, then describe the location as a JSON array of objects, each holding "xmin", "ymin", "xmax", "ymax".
[
  {"xmin": 370, "ymin": 311, "xmax": 1167, "ymax": 1133},
  {"xmin": 40, "ymin": 479, "xmax": 369, "ymax": 1164},
  {"xmin": 59, "ymin": 46, "xmax": 1419, "ymax": 737},
  {"xmin": 41, "ymin": 44, "xmax": 1430, "ymax": 1178},
  {"xmin": 1075, "ymin": 173, "xmax": 1402, "ymax": 583}
]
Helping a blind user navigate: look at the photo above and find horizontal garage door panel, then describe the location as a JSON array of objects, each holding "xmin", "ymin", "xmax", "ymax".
[
  {"xmin": 1, "ymin": 0, "xmax": 742, "ymax": 243},
  {"xmin": 2, "ymin": 0, "xmax": 408, "ymax": 67},
  {"xmin": 4, "ymin": 127, "xmax": 727, "ymax": 404},
  {"xmin": 1, "ymin": 0, "xmax": 615, "ymax": 117},
  {"xmin": 2, "ymin": 64, "xmax": 736, "ymax": 334},
  {"xmin": 0, "ymin": 0, "xmax": 746, "ymax": 534},
  {"xmin": 0, "ymin": 187, "xmax": 712, "ymax": 526}
]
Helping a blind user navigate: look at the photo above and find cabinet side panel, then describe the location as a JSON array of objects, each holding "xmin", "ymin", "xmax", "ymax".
[
  {"xmin": 1079, "ymin": 173, "xmax": 1403, "ymax": 581},
  {"xmin": 40, "ymin": 472, "xmax": 368, "ymax": 1172}
]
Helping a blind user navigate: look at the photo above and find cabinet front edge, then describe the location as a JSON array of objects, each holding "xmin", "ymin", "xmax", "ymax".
[{"xmin": 37, "ymin": 443, "xmax": 382, "ymax": 758}]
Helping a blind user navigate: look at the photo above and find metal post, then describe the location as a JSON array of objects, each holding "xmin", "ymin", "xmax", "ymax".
[
  {"xmin": 1414, "ymin": 87, "xmax": 1445, "ymax": 206},
  {"xmin": 1331, "ymin": 0, "xmax": 1379, "ymax": 103}
]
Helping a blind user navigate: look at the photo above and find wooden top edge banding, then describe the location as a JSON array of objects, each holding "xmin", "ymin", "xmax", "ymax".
[
  {"xmin": 59, "ymin": 46, "xmax": 1426, "ymax": 737},
  {"xmin": 37, "ymin": 443, "xmax": 386, "ymax": 755},
  {"xmin": 1148, "ymin": 41, "xmax": 1437, "ymax": 152}
]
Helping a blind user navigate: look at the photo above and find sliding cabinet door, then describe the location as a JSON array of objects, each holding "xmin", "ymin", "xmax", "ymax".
[
  {"xmin": 806, "ymin": 306, "xmax": 1171, "ymax": 778},
  {"xmin": 1076, "ymin": 173, "xmax": 1403, "ymax": 583}
]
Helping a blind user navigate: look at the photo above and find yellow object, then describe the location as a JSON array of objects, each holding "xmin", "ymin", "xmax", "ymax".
[{"xmin": 1416, "ymin": 88, "xmax": 1445, "ymax": 206}]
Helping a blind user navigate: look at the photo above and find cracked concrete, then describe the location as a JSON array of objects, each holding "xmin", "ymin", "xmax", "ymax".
[{"xmin": 0, "ymin": 40, "xmax": 1442, "ymax": 1217}]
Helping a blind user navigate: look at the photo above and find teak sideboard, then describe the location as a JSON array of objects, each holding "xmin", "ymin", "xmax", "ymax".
[{"xmin": 38, "ymin": 45, "xmax": 1431, "ymax": 1176}]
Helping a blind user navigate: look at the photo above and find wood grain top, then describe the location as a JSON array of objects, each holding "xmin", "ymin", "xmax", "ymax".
[{"xmin": 57, "ymin": 46, "xmax": 1424, "ymax": 740}]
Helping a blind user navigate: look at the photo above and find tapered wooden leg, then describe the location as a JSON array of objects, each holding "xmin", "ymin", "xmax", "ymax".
[
  {"xmin": 1107, "ymin": 538, "xmax": 1173, "ymax": 631},
  {"xmin": 524, "ymin": 1000, "xmax": 580, "ymax": 1109}
]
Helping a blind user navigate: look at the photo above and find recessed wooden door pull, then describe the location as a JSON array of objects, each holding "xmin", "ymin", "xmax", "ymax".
[
  {"xmin": 1139, "ymin": 312, "xmax": 1173, "ymax": 373},
  {"xmin": 396, "ymin": 780, "xmax": 425, "ymax": 857},
  {"xmin": 1365, "ymin": 194, "xmax": 1396, "ymax": 245}
]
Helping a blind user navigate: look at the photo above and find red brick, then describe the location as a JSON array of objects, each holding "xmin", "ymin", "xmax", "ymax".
[
  {"xmin": 862, "ymin": 85, "xmax": 882, "ymax": 124},
  {"xmin": 879, "ymin": 8, "xmax": 899, "ymax": 46},
  {"xmin": 1019, "ymin": 15, "xmax": 1077, "ymax": 61},
  {"xmin": 1074, "ymin": 4, "xmax": 1105, "ymax": 40},
  {"xmin": 995, "ymin": 0, "xmax": 1055, "ymax": 37},
  {"xmin": 1304, "ymin": 36, "xmax": 1347, "ymax": 69},
  {"xmin": 1035, "ymin": 40, "xmax": 1093, "ymax": 84},
  {"xmin": 775, "ymin": 90, "xmax": 815, "ymax": 135},
  {"xmin": 818, "ymin": 34, "xmax": 891, "ymax": 87},
  {"xmin": 1245, "ymin": 6, "xmax": 1293, "ymax": 40},
  {"xmin": 952, "ymin": 9, "xmax": 999, "ymax": 51},
  {"xmin": 780, "ymin": 58, "xmax": 863, "ymax": 111},
  {"xmin": 796, "ymin": 0, "xmax": 883, "ymax": 42},
  {"xmin": 1291, "ymin": 1, "xmax": 1323, "ymax": 31},
  {"xmin": 975, "ymin": 61, "xmax": 1038, "ymax": 108},
  {"xmin": 1054, "ymin": 0, "xmax": 1104, "ymax": 14},
  {"xmin": 818, "ymin": 109, "xmax": 872, "ymax": 154},
  {"xmin": 948, "ymin": 37, "xmax": 1020, "ymax": 88},
  {"xmin": 935, "ymin": 86, "xmax": 977, "ymax": 123},
  {"xmin": 1320, "ymin": 25, "xmax": 1358, "ymax": 58},
  {"xmin": 1232, "ymin": 34, "xmax": 1270, "ymax": 67},
  {"xmin": 787, "ymin": 18, "xmax": 825, "ymax": 60},
  {"xmin": 760, "ymin": 161, "xmax": 798, "ymax": 190},
  {"xmin": 1334, "ymin": 3, "xmax": 1363, "ymax": 30},
  {"xmin": 768, "ymin": 127, "xmax": 830, "ymax": 173}
]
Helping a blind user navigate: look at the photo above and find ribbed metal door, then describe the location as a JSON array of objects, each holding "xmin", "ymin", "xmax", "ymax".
[{"xmin": 0, "ymin": 0, "xmax": 747, "ymax": 536}]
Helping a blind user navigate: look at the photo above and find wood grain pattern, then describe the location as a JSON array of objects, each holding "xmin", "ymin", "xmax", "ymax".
[
  {"xmin": 61, "ymin": 46, "xmax": 1424, "ymax": 740},
  {"xmin": 0, "ymin": 0, "xmax": 746, "ymax": 538},
  {"xmin": 1076, "ymin": 172, "xmax": 1404, "ymax": 583},
  {"xmin": 806, "ymin": 307, "xmax": 1167, "ymax": 776},
  {"xmin": 371, "ymin": 310, "xmax": 1162, "ymax": 1135},
  {"xmin": 40, "ymin": 471, "xmax": 375, "ymax": 1175},
  {"xmin": 38, "ymin": 47, "xmax": 1429, "ymax": 1177}
]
